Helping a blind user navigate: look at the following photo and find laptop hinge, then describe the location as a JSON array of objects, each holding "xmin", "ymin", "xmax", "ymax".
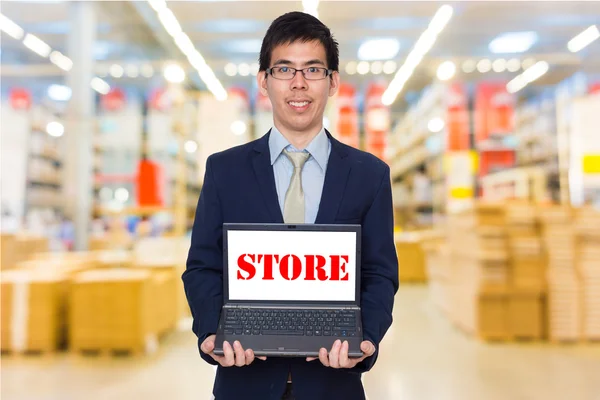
[{"xmin": 225, "ymin": 303, "xmax": 360, "ymax": 310}]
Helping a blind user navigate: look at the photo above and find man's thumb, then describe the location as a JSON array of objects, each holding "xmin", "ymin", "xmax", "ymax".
[
  {"xmin": 202, "ymin": 339, "xmax": 214, "ymax": 353},
  {"xmin": 361, "ymin": 341, "xmax": 375, "ymax": 355}
]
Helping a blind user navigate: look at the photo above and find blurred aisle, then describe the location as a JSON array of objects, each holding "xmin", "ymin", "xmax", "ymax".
[{"xmin": 2, "ymin": 286, "xmax": 600, "ymax": 400}]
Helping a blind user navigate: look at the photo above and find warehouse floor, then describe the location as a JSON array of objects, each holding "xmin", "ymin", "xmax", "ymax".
[{"xmin": 2, "ymin": 286, "xmax": 600, "ymax": 400}]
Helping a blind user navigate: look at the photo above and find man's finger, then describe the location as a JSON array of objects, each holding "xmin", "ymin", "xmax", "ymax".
[
  {"xmin": 257, "ymin": 356, "xmax": 267, "ymax": 361},
  {"xmin": 245, "ymin": 349, "xmax": 255, "ymax": 365},
  {"xmin": 201, "ymin": 337, "xmax": 215, "ymax": 354},
  {"xmin": 339, "ymin": 340, "xmax": 350, "ymax": 368},
  {"xmin": 233, "ymin": 341, "xmax": 246, "ymax": 367},
  {"xmin": 222, "ymin": 341, "xmax": 235, "ymax": 367},
  {"xmin": 318, "ymin": 347, "xmax": 330, "ymax": 367},
  {"xmin": 361, "ymin": 341, "xmax": 376, "ymax": 356},
  {"xmin": 329, "ymin": 340, "xmax": 341, "ymax": 369}
]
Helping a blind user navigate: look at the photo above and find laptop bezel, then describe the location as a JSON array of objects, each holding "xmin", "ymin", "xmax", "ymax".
[{"xmin": 222, "ymin": 223, "xmax": 362, "ymax": 307}]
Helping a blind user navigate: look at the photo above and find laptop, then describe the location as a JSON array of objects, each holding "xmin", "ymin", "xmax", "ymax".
[{"xmin": 213, "ymin": 223, "xmax": 363, "ymax": 358}]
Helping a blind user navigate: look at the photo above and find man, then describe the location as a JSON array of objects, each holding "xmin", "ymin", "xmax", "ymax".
[{"xmin": 183, "ymin": 11, "xmax": 398, "ymax": 400}]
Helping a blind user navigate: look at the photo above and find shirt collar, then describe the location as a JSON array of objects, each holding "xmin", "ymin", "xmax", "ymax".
[{"xmin": 268, "ymin": 126, "xmax": 329, "ymax": 171}]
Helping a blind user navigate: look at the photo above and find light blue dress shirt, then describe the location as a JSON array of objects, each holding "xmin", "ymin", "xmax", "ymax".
[{"xmin": 268, "ymin": 126, "xmax": 331, "ymax": 224}]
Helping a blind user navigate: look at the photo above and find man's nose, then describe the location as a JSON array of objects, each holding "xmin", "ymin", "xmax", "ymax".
[{"xmin": 290, "ymin": 70, "xmax": 308, "ymax": 90}]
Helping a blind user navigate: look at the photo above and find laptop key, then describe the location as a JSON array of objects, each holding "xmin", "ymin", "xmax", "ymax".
[
  {"xmin": 263, "ymin": 330, "xmax": 302, "ymax": 336},
  {"xmin": 244, "ymin": 329, "xmax": 252, "ymax": 335},
  {"xmin": 306, "ymin": 331, "xmax": 314, "ymax": 336},
  {"xmin": 252, "ymin": 330, "xmax": 260, "ymax": 335},
  {"xmin": 225, "ymin": 324, "xmax": 243, "ymax": 330},
  {"xmin": 224, "ymin": 329, "xmax": 234, "ymax": 335},
  {"xmin": 324, "ymin": 331, "xmax": 331, "ymax": 336},
  {"xmin": 235, "ymin": 329, "xmax": 243, "ymax": 335},
  {"xmin": 348, "ymin": 331, "xmax": 357, "ymax": 337},
  {"xmin": 315, "ymin": 330, "xmax": 322, "ymax": 336}
]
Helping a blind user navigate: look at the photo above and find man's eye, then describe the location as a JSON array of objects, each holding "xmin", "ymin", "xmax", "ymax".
[
  {"xmin": 308, "ymin": 67, "xmax": 319, "ymax": 73},
  {"xmin": 278, "ymin": 67, "xmax": 289, "ymax": 73}
]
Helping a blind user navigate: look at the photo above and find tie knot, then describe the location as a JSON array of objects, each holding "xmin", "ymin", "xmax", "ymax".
[{"xmin": 283, "ymin": 149, "xmax": 310, "ymax": 170}]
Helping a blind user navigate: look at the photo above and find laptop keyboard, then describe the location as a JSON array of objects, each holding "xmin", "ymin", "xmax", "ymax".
[{"xmin": 223, "ymin": 308, "xmax": 358, "ymax": 338}]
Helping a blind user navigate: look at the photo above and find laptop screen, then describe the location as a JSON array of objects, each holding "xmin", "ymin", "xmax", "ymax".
[{"xmin": 226, "ymin": 229, "xmax": 358, "ymax": 302}]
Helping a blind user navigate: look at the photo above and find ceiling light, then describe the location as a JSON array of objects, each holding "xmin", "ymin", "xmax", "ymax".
[
  {"xmin": 91, "ymin": 77, "xmax": 110, "ymax": 95},
  {"xmin": 507, "ymin": 58, "xmax": 520, "ymax": 72},
  {"xmin": 147, "ymin": 0, "xmax": 167, "ymax": 12},
  {"xmin": 477, "ymin": 59, "xmax": 492, "ymax": 73},
  {"xmin": 126, "ymin": 65, "xmax": 139, "ymax": 78},
  {"xmin": 238, "ymin": 63, "xmax": 250, "ymax": 76},
  {"xmin": 428, "ymin": 118, "xmax": 445, "ymax": 133},
  {"xmin": 175, "ymin": 32, "xmax": 195, "ymax": 55},
  {"xmin": 23, "ymin": 34, "xmax": 51, "ymax": 58},
  {"xmin": 370, "ymin": 61, "xmax": 383, "ymax": 74},
  {"xmin": 110, "ymin": 64, "xmax": 124, "ymax": 78},
  {"xmin": 358, "ymin": 39, "xmax": 400, "ymax": 61},
  {"xmin": 158, "ymin": 8, "xmax": 182, "ymax": 38},
  {"xmin": 492, "ymin": 59, "xmax": 507, "ymax": 73},
  {"xmin": 224, "ymin": 63, "xmax": 237, "ymax": 76},
  {"xmin": 462, "ymin": 60, "xmax": 476, "ymax": 73},
  {"xmin": 436, "ymin": 61, "xmax": 456, "ymax": 81},
  {"xmin": 250, "ymin": 63, "xmax": 259, "ymax": 76},
  {"xmin": 382, "ymin": 5, "xmax": 453, "ymax": 106},
  {"xmin": 46, "ymin": 121, "xmax": 64, "ymax": 137},
  {"xmin": 231, "ymin": 121, "xmax": 247, "ymax": 136},
  {"xmin": 184, "ymin": 140, "xmax": 198, "ymax": 153},
  {"xmin": 383, "ymin": 60, "xmax": 397, "ymax": 74},
  {"xmin": 522, "ymin": 58, "xmax": 536, "ymax": 70},
  {"xmin": 47, "ymin": 84, "xmax": 72, "ymax": 101},
  {"xmin": 99, "ymin": 187, "xmax": 113, "ymax": 202},
  {"xmin": 164, "ymin": 63, "xmax": 185, "ymax": 83},
  {"xmin": 302, "ymin": 0, "xmax": 319, "ymax": 18},
  {"xmin": 0, "ymin": 13, "xmax": 25, "ymax": 40},
  {"xmin": 357, "ymin": 61, "xmax": 370, "ymax": 75},
  {"xmin": 49, "ymin": 51, "xmax": 73, "ymax": 71},
  {"xmin": 115, "ymin": 188, "xmax": 129, "ymax": 203},
  {"xmin": 141, "ymin": 64, "xmax": 154, "ymax": 78},
  {"xmin": 489, "ymin": 31, "xmax": 538, "ymax": 54},
  {"xmin": 568, "ymin": 25, "xmax": 600, "ymax": 53},
  {"xmin": 506, "ymin": 61, "xmax": 549, "ymax": 94},
  {"xmin": 345, "ymin": 61, "xmax": 357, "ymax": 75}
]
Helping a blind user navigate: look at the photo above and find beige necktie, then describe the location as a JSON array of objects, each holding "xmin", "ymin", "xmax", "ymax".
[{"xmin": 283, "ymin": 149, "xmax": 310, "ymax": 223}]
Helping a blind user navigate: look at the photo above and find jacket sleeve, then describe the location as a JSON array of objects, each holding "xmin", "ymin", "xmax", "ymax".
[
  {"xmin": 182, "ymin": 155, "xmax": 223, "ymax": 365},
  {"xmin": 353, "ymin": 165, "xmax": 399, "ymax": 373}
]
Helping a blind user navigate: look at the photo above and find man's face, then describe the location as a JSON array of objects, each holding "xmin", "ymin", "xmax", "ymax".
[{"xmin": 258, "ymin": 40, "xmax": 339, "ymax": 136}]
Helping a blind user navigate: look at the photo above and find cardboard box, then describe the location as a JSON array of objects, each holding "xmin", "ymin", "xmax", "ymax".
[
  {"xmin": 511, "ymin": 257, "xmax": 546, "ymax": 290},
  {"xmin": 395, "ymin": 233, "xmax": 427, "ymax": 283},
  {"xmin": 69, "ymin": 269, "xmax": 156, "ymax": 353},
  {"xmin": 1, "ymin": 270, "xmax": 67, "ymax": 352},
  {"xmin": 508, "ymin": 290, "xmax": 546, "ymax": 339},
  {"xmin": 478, "ymin": 288, "xmax": 509, "ymax": 340}
]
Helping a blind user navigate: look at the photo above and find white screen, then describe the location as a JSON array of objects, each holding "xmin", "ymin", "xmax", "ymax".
[{"xmin": 227, "ymin": 230, "xmax": 357, "ymax": 302}]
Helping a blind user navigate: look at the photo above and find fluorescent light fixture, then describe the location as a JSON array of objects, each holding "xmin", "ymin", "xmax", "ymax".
[
  {"xmin": 568, "ymin": 25, "xmax": 600, "ymax": 53},
  {"xmin": 370, "ymin": 61, "xmax": 383, "ymax": 75},
  {"xmin": 158, "ymin": 8, "xmax": 182, "ymax": 38},
  {"xmin": 126, "ymin": 65, "xmax": 139, "ymax": 78},
  {"xmin": 250, "ymin": 63, "xmax": 259, "ymax": 76},
  {"xmin": 303, "ymin": 0, "xmax": 319, "ymax": 18},
  {"xmin": 492, "ymin": 59, "xmax": 507, "ymax": 73},
  {"xmin": 147, "ymin": 0, "xmax": 166, "ymax": 12},
  {"xmin": 49, "ymin": 51, "xmax": 73, "ymax": 71},
  {"xmin": 238, "ymin": 63, "xmax": 250, "ymax": 77},
  {"xmin": 110, "ymin": 64, "xmax": 124, "ymax": 78},
  {"xmin": 231, "ymin": 121, "xmax": 247, "ymax": 136},
  {"xmin": 224, "ymin": 63, "xmax": 237, "ymax": 76},
  {"xmin": 382, "ymin": 5, "xmax": 453, "ymax": 106},
  {"xmin": 175, "ymin": 32, "xmax": 195, "ymax": 55},
  {"xmin": 428, "ymin": 118, "xmax": 445, "ymax": 133},
  {"xmin": 23, "ymin": 34, "xmax": 51, "ymax": 58},
  {"xmin": 184, "ymin": 140, "xmax": 198, "ymax": 153},
  {"xmin": 357, "ymin": 61, "xmax": 370, "ymax": 75},
  {"xmin": 437, "ymin": 61, "xmax": 456, "ymax": 81},
  {"xmin": 489, "ymin": 31, "xmax": 538, "ymax": 54},
  {"xmin": 46, "ymin": 121, "xmax": 64, "ymax": 137},
  {"xmin": 345, "ymin": 61, "xmax": 357, "ymax": 75},
  {"xmin": 91, "ymin": 77, "xmax": 110, "ymax": 94},
  {"xmin": 383, "ymin": 60, "xmax": 397, "ymax": 75},
  {"xmin": 506, "ymin": 61, "xmax": 549, "ymax": 94},
  {"xmin": 522, "ymin": 58, "xmax": 536, "ymax": 69},
  {"xmin": 0, "ymin": 13, "xmax": 25, "ymax": 40},
  {"xmin": 164, "ymin": 64, "xmax": 185, "ymax": 83},
  {"xmin": 358, "ymin": 39, "xmax": 400, "ymax": 61},
  {"xmin": 477, "ymin": 59, "xmax": 492, "ymax": 73},
  {"xmin": 507, "ymin": 58, "xmax": 520, "ymax": 72},
  {"xmin": 141, "ymin": 64, "xmax": 154, "ymax": 78},
  {"xmin": 47, "ymin": 84, "xmax": 72, "ymax": 101},
  {"xmin": 115, "ymin": 188, "xmax": 129, "ymax": 203},
  {"xmin": 462, "ymin": 60, "xmax": 476, "ymax": 73}
]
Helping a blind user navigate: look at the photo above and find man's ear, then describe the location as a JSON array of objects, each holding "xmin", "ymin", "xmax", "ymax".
[
  {"xmin": 328, "ymin": 71, "xmax": 340, "ymax": 97},
  {"xmin": 257, "ymin": 71, "xmax": 268, "ymax": 96}
]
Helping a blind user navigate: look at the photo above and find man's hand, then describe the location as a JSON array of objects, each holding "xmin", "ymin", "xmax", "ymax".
[
  {"xmin": 306, "ymin": 340, "xmax": 375, "ymax": 369},
  {"xmin": 201, "ymin": 335, "xmax": 267, "ymax": 367}
]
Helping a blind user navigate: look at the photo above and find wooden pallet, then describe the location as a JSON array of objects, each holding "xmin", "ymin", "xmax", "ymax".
[
  {"xmin": 72, "ymin": 347, "xmax": 146, "ymax": 358},
  {"xmin": 1, "ymin": 348, "xmax": 56, "ymax": 357}
]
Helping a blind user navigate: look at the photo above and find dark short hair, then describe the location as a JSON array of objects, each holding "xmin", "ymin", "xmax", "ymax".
[{"xmin": 259, "ymin": 11, "xmax": 339, "ymax": 72}]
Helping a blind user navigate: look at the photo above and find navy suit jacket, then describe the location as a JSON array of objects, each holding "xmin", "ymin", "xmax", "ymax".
[{"xmin": 183, "ymin": 130, "xmax": 399, "ymax": 400}]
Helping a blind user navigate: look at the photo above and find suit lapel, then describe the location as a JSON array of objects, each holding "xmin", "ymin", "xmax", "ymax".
[
  {"xmin": 315, "ymin": 131, "xmax": 351, "ymax": 224},
  {"xmin": 252, "ymin": 131, "xmax": 284, "ymax": 223}
]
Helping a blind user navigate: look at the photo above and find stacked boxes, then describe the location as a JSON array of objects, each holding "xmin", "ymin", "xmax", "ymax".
[
  {"xmin": 1, "ymin": 234, "xmax": 48, "ymax": 270},
  {"xmin": 395, "ymin": 232, "xmax": 428, "ymax": 283},
  {"xmin": 423, "ymin": 241, "xmax": 450, "ymax": 313},
  {"xmin": 1, "ymin": 270, "xmax": 67, "ymax": 353},
  {"xmin": 539, "ymin": 206, "xmax": 581, "ymax": 341},
  {"xmin": 575, "ymin": 208, "xmax": 600, "ymax": 340},
  {"xmin": 69, "ymin": 269, "xmax": 156, "ymax": 354}
]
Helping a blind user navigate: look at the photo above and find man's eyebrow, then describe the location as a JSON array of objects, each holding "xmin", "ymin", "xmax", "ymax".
[{"xmin": 272, "ymin": 59, "xmax": 326, "ymax": 67}]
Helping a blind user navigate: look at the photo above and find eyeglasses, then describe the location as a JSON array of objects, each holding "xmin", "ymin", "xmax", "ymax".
[{"xmin": 266, "ymin": 66, "xmax": 333, "ymax": 80}]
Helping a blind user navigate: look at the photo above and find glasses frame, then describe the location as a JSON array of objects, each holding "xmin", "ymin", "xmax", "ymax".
[{"xmin": 266, "ymin": 66, "xmax": 334, "ymax": 80}]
